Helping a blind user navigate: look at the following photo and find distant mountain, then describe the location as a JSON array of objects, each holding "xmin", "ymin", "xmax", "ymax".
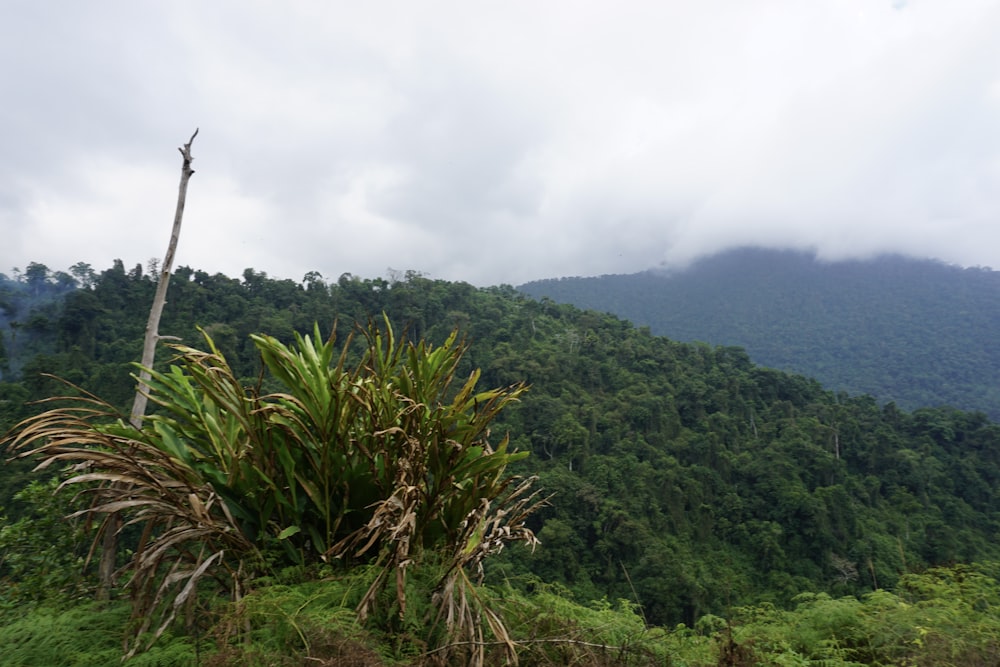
[{"xmin": 519, "ymin": 248, "xmax": 1000, "ymax": 419}]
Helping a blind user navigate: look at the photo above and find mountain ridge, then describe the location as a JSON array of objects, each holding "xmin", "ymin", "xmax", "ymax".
[{"xmin": 518, "ymin": 247, "xmax": 1000, "ymax": 419}]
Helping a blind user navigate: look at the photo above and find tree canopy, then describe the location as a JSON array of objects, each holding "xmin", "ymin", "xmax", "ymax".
[
  {"xmin": 519, "ymin": 247, "xmax": 1000, "ymax": 419},
  {"xmin": 2, "ymin": 260, "xmax": 1000, "ymax": 663}
]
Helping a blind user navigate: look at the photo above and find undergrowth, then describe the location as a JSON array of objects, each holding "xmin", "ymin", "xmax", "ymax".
[
  {"xmin": 2, "ymin": 564, "xmax": 999, "ymax": 666},
  {"xmin": 0, "ymin": 601, "xmax": 199, "ymax": 667}
]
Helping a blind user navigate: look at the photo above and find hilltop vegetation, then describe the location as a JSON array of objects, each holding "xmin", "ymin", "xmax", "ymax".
[
  {"xmin": 2, "ymin": 260, "xmax": 1000, "ymax": 664},
  {"xmin": 519, "ymin": 247, "xmax": 1000, "ymax": 419}
]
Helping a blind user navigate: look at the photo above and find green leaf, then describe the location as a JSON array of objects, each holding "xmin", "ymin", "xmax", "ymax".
[{"xmin": 277, "ymin": 525, "xmax": 301, "ymax": 540}]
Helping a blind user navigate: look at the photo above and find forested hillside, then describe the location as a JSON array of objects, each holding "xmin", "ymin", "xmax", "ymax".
[
  {"xmin": 519, "ymin": 247, "xmax": 1000, "ymax": 419},
  {"xmin": 0, "ymin": 262, "xmax": 83, "ymax": 380},
  {"xmin": 3, "ymin": 260, "xmax": 1000, "ymax": 664}
]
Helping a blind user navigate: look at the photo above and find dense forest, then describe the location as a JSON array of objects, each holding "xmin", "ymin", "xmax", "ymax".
[
  {"xmin": 519, "ymin": 247, "xmax": 1000, "ymax": 419},
  {"xmin": 2, "ymin": 259, "xmax": 1000, "ymax": 665}
]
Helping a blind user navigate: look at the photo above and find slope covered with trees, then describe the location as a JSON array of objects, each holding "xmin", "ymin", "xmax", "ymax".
[
  {"xmin": 0, "ymin": 262, "xmax": 85, "ymax": 380},
  {"xmin": 2, "ymin": 260, "xmax": 1000, "ymax": 663},
  {"xmin": 518, "ymin": 247, "xmax": 1000, "ymax": 419}
]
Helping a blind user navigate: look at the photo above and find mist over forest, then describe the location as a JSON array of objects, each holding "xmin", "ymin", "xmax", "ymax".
[{"xmin": 520, "ymin": 247, "xmax": 1000, "ymax": 419}]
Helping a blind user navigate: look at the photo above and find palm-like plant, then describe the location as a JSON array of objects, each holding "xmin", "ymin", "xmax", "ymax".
[{"xmin": 4, "ymin": 319, "xmax": 541, "ymax": 663}]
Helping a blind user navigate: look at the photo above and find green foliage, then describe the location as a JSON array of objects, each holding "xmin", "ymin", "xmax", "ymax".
[
  {"xmin": 0, "ymin": 262, "xmax": 79, "ymax": 379},
  {"xmin": 497, "ymin": 585, "xmax": 677, "ymax": 665},
  {"xmin": 711, "ymin": 564, "xmax": 1000, "ymax": 667},
  {"xmin": 6, "ymin": 260, "xmax": 1000, "ymax": 663},
  {"xmin": 519, "ymin": 248, "xmax": 1000, "ymax": 419},
  {"xmin": 3, "ymin": 318, "xmax": 540, "ymax": 663},
  {"xmin": 208, "ymin": 572, "xmax": 389, "ymax": 666},
  {"xmin": 0, "ymin": 601, "xmax": 198, "ymax": 667},
  {"xmin": 167, "ymin": 574, "xmax": 702, "ymax": 667},
  {"xmin": 0, "ymin": 476, "xmax": 93, "ymax": 604}
]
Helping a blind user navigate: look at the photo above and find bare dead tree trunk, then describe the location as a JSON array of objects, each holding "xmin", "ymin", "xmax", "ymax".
[
  {"xmin": 131, "ymin": 128, "xmax": 199, "ymax": 429},
  {"xmin": 97, "ymin": 129, "xmax": 198, "ymax": 599}
]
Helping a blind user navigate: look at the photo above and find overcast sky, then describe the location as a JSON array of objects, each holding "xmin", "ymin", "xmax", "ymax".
[{"xmin": 2, "ymin": 1, "xmax": 999, "ymax": 287}]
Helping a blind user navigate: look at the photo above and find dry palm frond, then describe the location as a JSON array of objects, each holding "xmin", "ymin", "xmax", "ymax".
[
  {"xmin": 427, "ymin": 476, "xmax": 548, "ymax": 666},
  {"xmin": 3, "ymin": 382, "xmax": 253, "ymax": 656},
  {"xmin": 2, "ymin": 319, "xmax": 544, "ymax": 661}
]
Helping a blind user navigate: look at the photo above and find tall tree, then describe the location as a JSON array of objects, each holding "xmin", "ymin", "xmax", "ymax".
[
  {"xmin": 130, "ymin": 128, "xmax": 198, "ymax": 428},
  {"xmin": 97, "ymin": 129, "xmax": 199, "ymax": 597}
]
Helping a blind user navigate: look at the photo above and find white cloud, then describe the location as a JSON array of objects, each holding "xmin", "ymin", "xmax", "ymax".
[{"xmin": 2, "ymin": 1, "xmax": 999, "ymax": 285}]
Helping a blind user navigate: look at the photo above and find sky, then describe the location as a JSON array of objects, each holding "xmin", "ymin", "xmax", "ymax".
[{"xmin": 2, "ymin": 1, "xmax": 999, "ymax": 287}]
